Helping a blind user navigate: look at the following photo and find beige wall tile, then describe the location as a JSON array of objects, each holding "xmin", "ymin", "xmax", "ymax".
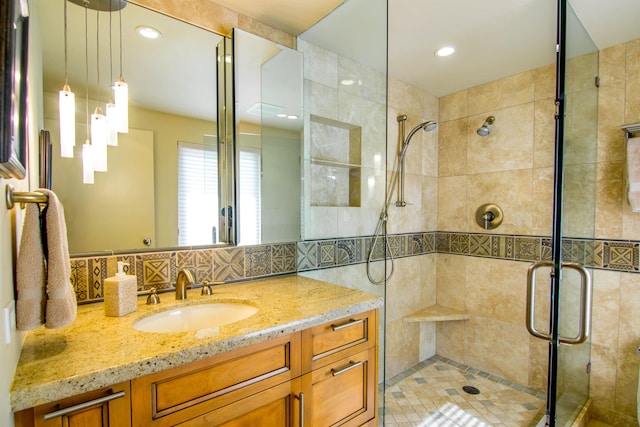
[
  {"xmin": 464, "ymin": 258, "xmax": 527, "ymax": 324},
  {"xmin": 534, "ymin": 63, "xmax": 556, "ymax": 101},
  {"xmin": 421, "ymin": 176, "xmax": 438, "ymax": 231},
  {"xmin": 436, "ymin": 321, "xmax": 466, "ymax": 362},
  {"xmin": 436, "ymin": 254, "xmax": 466, "ymax": 310},
  {"xmin": 595, "ymin": 161, "xmax": 624, "ymax": 239},
  {"xmin": 439, "ymin": 90, "xmax": 468, "ymax": 122},
  {"xmin": 463, "ymin": 316, "xmax": 531, "ymax": 386},
  {"xmin": 388, "ymin": 77, "xmax": 423, "ymax": 116},
  {"xmin": 438, "ymin": 176, "xmax": 467, "ymax": 231},
  {"xmin": 565, "ymin": 88, "xmax": 598, "ymax": 166},
  {"xmin": 385, "ymin": 317, "xmax": 421, "ymax": 379},
  {"xmin": 614, "ymin": 274, "xmax": 640, "ymax": 417},
  {"xmin": 626, "ymin": 39, "xmax": 640, "ymax": 81},
  {"xmin": 565, "ymin": 52, "xmax": 598, "ymax": 93},
  {"xmin": 533, "ymin": 98, "xmax": 556, "ymax": 168},
  {"xmin": 625, "ymin": 77, "xmax": 640, "ymax": 122},
  {"xmin": 563, "ymin": 163, "xmax": 597, "ymax": 238},
  {"xmin": 468, "ymin": 70, "xmax": 534, "ymax": 116},
  {"xmin": 528, "ymin": 336, "xmax": 548, "ymax": 392},
  {"xmin": 599, "ymin": 44, "xmax": 626, "ymax": 86},
  {"xmin": 299, "ymin": 39, "xmax": 338, "ymax": 88},
  {"xmin": 532, "ymin": 167, "xmax": 554, "ymax": 235},
  {"xmin": 438, "ymin": 119, "xmax": 467, "ymax": 177},
  {"xmin": 466, "ymin": 169, "xmax": 534, "ymax": 235},
  {"xmin": 597, "ymin": 82, "xmax": 626, "ymax": 163},
  {"xmin": 466, "ymin": 103, "xmax": 535, "ymax": 175},
  {"xmin": 590, "ymin": 344, "xmax": 618, "ymax": 410},
  {"xmin": 591, "ymin": 270, "xmax": 621, "ymax": 351}
]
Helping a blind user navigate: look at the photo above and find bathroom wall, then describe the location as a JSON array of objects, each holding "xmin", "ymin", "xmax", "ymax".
[
  {"xmin": 434, "ymin": 38, "xmax": 640, "ymax": 426},
  {"xmin": 0, "ymin": 3, "xmax": 45, "ymax": 425}
]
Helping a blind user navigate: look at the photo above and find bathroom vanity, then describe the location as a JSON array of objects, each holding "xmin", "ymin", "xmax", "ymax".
[{"xmin": 11, "ymin": 276, "xmax": 382, "ymax": 427}]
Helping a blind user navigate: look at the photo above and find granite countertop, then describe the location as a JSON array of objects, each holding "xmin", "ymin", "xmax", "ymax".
[{"xmin": 11, "ymin": 275, "xmax": 383, "ymax": 412}]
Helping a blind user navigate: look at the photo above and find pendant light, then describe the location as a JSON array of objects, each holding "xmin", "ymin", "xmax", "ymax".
[
  {"xmin": 82, "ymin": 2, "xmax": 94, "ymax": 184},
  {"xmin": 58, "ymin": 0, "xmax": 75, "ymax": 158},
  {"xmin": 114, "ymin": 6, "xmax": 128, "ymax": 133},
  {"xmin": 106, "ymin": 0, "xmax": 118, "ymax": 146},
  {"xmin": 91, "ymin": 10, "xmax": 108, "ymax": 172}
]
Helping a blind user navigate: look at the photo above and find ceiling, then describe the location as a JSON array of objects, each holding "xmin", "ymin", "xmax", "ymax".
[
  {"xmin": 36, "ymin": 0, "xmax": 640, "ymax": 126},
  {"xmin": 250, "ymin": 0, "xmax": 640, "ymax": 97}
]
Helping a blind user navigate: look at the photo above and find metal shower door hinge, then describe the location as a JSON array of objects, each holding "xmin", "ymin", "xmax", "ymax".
[{"xmin": 586, "ymin": 362, "xmax": 591, "ymax": 373}]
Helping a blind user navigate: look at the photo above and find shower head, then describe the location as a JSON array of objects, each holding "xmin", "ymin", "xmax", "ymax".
[
  {"xmin": 477, "ymin": 115, "xmax": 495, "ymax": 137},
  {"xmin": 400, "ymin": 120, "xmax": 438, "ymax": 158}
]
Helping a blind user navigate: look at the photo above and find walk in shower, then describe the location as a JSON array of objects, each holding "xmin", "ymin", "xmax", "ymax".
[{"xmin": 298, "ymin": 0, "xmax": 611, "ymax": 425}]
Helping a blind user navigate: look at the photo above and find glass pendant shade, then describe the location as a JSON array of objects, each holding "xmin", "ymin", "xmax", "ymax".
[
  {"xmin": 82, "ymin": 141, "xmax": 95, "ymax": 184},
  {"xmin": 91, "ymin": 108, "xmax": 108, "ymax": 172},
  {"xmin": 114, "ymin": 77, "xmax": 128, "ymax": 133},
  {"xmin": 106, "ymin": 101, "xmax": 118, "ymax": 146},
  {"xmin": 58, "ymin": 85, "xmax": 76, "ymax": 158}
]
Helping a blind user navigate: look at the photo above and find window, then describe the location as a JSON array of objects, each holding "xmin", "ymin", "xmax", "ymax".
[
  {"xmin": 238, "ymin": 148, "xmax": 261, "ymax": 245},
  {"xmin": 177, "ymin": 141, "xmax": 218, "ymax": 246}
]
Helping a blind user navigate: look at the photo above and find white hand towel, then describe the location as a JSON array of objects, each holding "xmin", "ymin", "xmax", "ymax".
[
  {"xmin": 627, "ymin": 137, "xmax": 640, "ymax": 212},
  {"xmin": 37, "ymin": 189, "xmax": 77, "ymax": 328},
  {"xmin": 16, "ymin": 203, "xmax": 46, "ymax": 330}
]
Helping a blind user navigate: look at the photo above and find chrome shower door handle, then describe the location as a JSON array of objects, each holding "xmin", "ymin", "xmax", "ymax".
[
  {"xmin": 526, "ymin": 260, "xmax": 553, "ymax": 341},
  {"xmin": 526, "ymin": 260, "xmax": 592, "ymax": 345},
  {"xmin": 558, "ymin": 262, "xmax": 591, "ymax": 345}
]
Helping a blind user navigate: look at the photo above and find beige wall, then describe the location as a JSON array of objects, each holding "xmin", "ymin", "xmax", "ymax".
[
  {"xmin": 431, "ymin": 39, "xmax": 640, "ymax": 426},
  {"xmin": 0, "ymin": 3, "xmax": 45, "ymax": 424}
]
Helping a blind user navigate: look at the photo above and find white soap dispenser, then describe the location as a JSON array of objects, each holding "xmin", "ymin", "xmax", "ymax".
[{"xmin": 104, "ymin": 261, "xmax": 138, "ymax": 317}]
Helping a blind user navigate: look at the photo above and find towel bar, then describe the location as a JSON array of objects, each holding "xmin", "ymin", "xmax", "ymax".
[{"xmin": 5, "ymin": 184, "xmax": 48, "ymax": 209}]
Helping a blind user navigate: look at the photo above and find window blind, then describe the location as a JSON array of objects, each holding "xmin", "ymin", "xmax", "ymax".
[
  {"xmin": 238, "ymin": 148, "xmax": 261, "ymax": 245},
  {"xmin": 177, "ymin": 141, "xmax": 218, "ymax": 246}
]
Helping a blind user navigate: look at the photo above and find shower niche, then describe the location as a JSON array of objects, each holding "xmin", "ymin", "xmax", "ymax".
[{"xmin": 309, "ymin": 114, "xmax": 362, "ymax": 207}]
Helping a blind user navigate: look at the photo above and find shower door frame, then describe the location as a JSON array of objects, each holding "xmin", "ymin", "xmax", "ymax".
[{"xmin": 542, "ymin": 0, "xmax": 595, "ymax": 424}]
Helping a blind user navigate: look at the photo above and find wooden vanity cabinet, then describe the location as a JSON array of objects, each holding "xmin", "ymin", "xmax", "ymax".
[
  {"xmin": 15, "ymin": 309, "xmax": 378, "ymax": 427},
  {"xmin": 14, "ymin": 381, "xmax": 131, "ymax": 427}
]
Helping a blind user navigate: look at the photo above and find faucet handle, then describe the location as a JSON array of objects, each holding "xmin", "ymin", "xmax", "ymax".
[
  {"xmin": 146, "ymin": 287, "xmax": 160, "ymax": 305},
  {"xmin": 201, "ymin": 280, "xmax": 212, "ymax": 296}
]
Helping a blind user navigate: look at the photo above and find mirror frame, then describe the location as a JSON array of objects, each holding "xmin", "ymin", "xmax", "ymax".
[{"xmin": 0, "ymin": 0, "xmax": 28, "ymax": 179}]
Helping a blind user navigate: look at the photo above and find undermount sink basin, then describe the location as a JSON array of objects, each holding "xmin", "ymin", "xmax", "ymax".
[{"xmin": 133, "ymin": 301, "xmax": 258, "ymax": 333}]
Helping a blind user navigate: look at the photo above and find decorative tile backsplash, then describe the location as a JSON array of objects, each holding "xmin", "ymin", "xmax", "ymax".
[{"xmin": 69, "ymin": 232, "xmax": 640, "ymax": 304}]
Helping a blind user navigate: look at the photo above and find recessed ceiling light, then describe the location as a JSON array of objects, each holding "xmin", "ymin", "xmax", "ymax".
[
  {"xmin": 136, "ymin": 26, "xmax": 161, "ymax": 39},
  {"xmin": 341, "ymin": 79, "xmax": 355, "ymax": 86},
  {"xmin": 277, "ymin": 113, "xmax": 287, "ymax": 118},
  {"xmin": 435, "ymin": 46, "xmax": 456, "ymax": 57},
  {"xmin": 287, "ymin": 115, "xmax": 299, "ymax": 120}
]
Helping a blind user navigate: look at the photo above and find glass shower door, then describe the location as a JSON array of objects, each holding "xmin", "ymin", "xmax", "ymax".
[{"xmin": 528, "ymin": 1, "xmax": 598, "ymax": 425}]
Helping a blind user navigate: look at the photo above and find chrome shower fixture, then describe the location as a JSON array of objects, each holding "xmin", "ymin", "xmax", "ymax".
[{"xmin": 477, "ymin": 115, "xmax": 495, "ymax": 137}]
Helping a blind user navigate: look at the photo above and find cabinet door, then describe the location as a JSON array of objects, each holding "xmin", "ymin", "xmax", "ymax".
[
  {"xmin": 16, "ymin": 382, "xmax": 131, "ymax": 427},
  {"xmin": 302, "ymin": 347, "xmax": 376, "ymax": 427},
  {"xmin": 175, "ymin": 379, "xmax": 302, "ymax": 427}
]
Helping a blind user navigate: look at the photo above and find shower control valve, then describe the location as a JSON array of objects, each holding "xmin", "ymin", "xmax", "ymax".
[{"xmin": 475, "ymin": 203, "xmax": 503, "ymax": 230}]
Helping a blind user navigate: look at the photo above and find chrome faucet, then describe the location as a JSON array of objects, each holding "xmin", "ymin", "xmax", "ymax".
[{"xmin": 175, "ymin": 268, "xmax": 195, "ymax": 300}]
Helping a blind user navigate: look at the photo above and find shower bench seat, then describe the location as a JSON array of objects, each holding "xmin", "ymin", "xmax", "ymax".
[{"xmin": 403, "ymin": 304, "xmax": 471, "ymax": 322}]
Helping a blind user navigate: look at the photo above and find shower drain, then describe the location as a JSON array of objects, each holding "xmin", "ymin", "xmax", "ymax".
[{"xmin": 462, "ymin": 385, "xmax": 480, "ymax": 395}]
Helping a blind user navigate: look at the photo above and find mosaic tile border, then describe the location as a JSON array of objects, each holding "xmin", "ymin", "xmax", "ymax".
[
  {"xmin": 69, "ymin": 232, "xmax": 640, "ymax": 304},
  {"xmin": 70, "ymin": 242, "xmax": 297, "ymax": 304}
]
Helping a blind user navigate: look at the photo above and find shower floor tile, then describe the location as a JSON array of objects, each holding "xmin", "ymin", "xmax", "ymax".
[{"xmin": 383, "ymin": 355, "xmax": 546, "ymax": 427}]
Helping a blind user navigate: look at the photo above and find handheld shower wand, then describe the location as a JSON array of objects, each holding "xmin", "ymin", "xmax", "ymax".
[{"xmin": 366, "ymin": 114, "xmax": 437, "ymax": 285}]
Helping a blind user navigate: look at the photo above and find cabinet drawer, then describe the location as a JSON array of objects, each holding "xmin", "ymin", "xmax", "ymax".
[
  {"xmin": 175, "ymin": 378, "xmax": 302, "ymax": 427},
  {"xmin": 15, "ymin": 382, "xmax": 131, "ymax": 427},
  {"xmin": 302, "ymin": 310, "xmax": 377, "ymax": 371},
  {"xmin": 132, "ymin": 333, "xmax": 301, "ymax": 426},
  {"xmin": 302, "ymin": 347, "xmax": 377, "ymax": 427}
]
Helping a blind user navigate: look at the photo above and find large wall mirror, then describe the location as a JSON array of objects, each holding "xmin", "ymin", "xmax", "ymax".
[{"xmin": 34, "ymin": 0, "xmax": 302, "ymax": 254}]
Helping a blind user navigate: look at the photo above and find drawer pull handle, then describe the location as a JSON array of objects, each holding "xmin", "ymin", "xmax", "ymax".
[
  {"xmin": 331, "ymin": 318, "xmax": 364, "ymax": 331},
  {"xmin": 295, "ymin": 392, "xmax": 304, "ymax": 427},
  {"xmin": 331, "ymin": 360, "xmax": 363, "ymax": 376},
  {"xmin": 43, "ymin": 390, "xmax": 126, "ymax": 420}
]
